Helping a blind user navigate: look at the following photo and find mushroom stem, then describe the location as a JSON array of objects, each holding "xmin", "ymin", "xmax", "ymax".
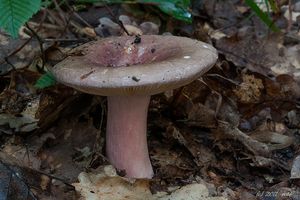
[{"xmin": 106, "ymin": 95, "xmax": 153, "ymax": 178}]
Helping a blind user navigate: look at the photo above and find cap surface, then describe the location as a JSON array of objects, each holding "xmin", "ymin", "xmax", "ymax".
[{"xmin": 51, "ymin": 35, "xmax": 218, "ymax": 96}]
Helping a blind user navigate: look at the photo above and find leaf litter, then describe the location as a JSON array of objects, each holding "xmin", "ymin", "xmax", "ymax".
[{"xmin": 0, "ymin": 0, "xmax": 300, "ymax": 199}]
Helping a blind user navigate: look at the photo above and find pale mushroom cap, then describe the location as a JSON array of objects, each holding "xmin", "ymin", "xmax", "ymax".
[{"xmin": 51, "ymin": 35, "xmax": 218, "ymax": 96}]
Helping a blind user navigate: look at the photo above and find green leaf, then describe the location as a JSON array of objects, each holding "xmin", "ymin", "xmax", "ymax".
[
  {"xmin": 76, "ymin": 0, "xmax": 192, "ymax": 23},
  {"xmin": 34, "ymin": 72, "xmax": 56, "ymax": 89},
  {"xmin": 267, "ymin": 0, "xmax": 279, "ymax": 13},
  {"xmin": 0, "ymin": 0, "xmax": 41, "ymax": 38},
  {"xmin": 245, "ymin": 0, "xmax": 280, "ymax": 32},
  {"xmin": 137, "ymin": 0, "xmax": 191, "ymax": 23},
  {"xmin": 41, "ymin": 0, "xmax": 52, "ymax": 8}
]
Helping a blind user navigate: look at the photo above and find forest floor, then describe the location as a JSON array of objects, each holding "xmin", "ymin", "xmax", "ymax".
[{"xmin": 0, "ymin": 0, "xmax": 300, "ymax": 199}]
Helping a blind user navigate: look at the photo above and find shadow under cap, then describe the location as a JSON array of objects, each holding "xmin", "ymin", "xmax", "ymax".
[{"xmin": 51, "ymin": 35, "xmax": 218, "ymax": 96}]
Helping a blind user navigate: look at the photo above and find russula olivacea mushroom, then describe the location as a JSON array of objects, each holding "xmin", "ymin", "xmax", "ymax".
[{"xmin": 51, "ymin": 35, "xmax": 218, "ymax": 179}]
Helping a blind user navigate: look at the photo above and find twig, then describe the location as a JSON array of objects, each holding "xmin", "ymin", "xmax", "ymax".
[
  {"xmin": 35, "ymin": 170, "xmax": 75, "ymax": 190},
  {"xmin": 52, "ymin": 0, "xmax": 67, "ymax": 26},
  {"xmin": 88, "ymin": 98, "xmax": 108, "ymax": 168},
  {"xmin": 24, "ymin": 144, "xmax": 31, "ymax": 167},
  {"xmin": 205, "ymin": 74, "xmax": 239, "ymax": 86},
  {"xmin": 4, "ymin": 58, "xmax": 17, "ymax": 72},
  {"xmin": 25, "ymin": 23, "xmax": 46, "ymax": 69},
  {"xmin": 42, "ymin": 38, "xmax": 88, "ymax": 43},
  {"xmin": 287, "ymin": 0, "xmax": 292, "ymax": 32},
  {"xmin": 45, "ymin": 5, "xmax": 70, "ymax": 35},
  {"xmin": 65, "ymin": 1, "xmax": 93, "ymax": 28},
  {"xmin": 103, "ymin": 4, "xmax": 130, "ymax": 35},
  {"xmin": 94, "ymin": 100, "xmax": 105, "ymax": 151},
  {"xmin": 27, "ymin": 21, "xmax": 65, "ymax": 31}
]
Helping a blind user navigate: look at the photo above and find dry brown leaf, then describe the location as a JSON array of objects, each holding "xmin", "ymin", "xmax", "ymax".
[
  {"xmin": 0, "ymin": 32, "xmax": 42, "ymax": 75},
  {"xmin": 151, "ymin": 145, "xmax": 194, "ymax": 179},
  {"xmin": 233, "ymin": 74, "xmax": 264, "ymax": 103},
  {"xmin": 167, "ymin": 124, "xmax": 217, "ymax": 167},
  {"xmin": 73, "ymin": 165, "xmax": 227, "ymax": 200},
  {"xmin": 291, "ymin": 155, "xmax": 300, "ymax": 179},
  {"xmin": 249, "ymin": 131, "xmax": 293, "ymax": 150}
]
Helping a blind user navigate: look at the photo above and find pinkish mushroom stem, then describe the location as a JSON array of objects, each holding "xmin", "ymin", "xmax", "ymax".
[{"xmin": 106, "ymin": 95, "xmax": 153, "ymax": 178}]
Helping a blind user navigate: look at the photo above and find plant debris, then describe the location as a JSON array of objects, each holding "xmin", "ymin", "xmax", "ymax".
[{"xmin": 1, "ymin": 0, "xmax": 300, "ymax": 199}]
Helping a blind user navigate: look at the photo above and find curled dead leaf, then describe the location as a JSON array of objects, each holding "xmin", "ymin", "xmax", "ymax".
[
  {"xmin": 233, "ymin": 74, "xmax": 264, "ymax": 103},
  {"xmin": 249, "ymin": 131, "xmax": 294, "ymax": 150},
  {"xmin": 73, "ymin": 165, "xmax": 227, "ymax": 200}
]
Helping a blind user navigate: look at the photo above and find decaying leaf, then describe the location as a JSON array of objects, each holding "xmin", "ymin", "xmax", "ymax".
[
  {"xmin": 187, "ymin": 103, "xmax": 217, "ymax": 128},
  {"xmin": 291, "ymin": 155, "xmax": 300, "ymax": 179},
  {"xmin": 285, "ymin": 110, "xmax": 300, "ymax": 128},
  {"xmin": 0, "ymin": 1, "xmax": 300, "ymax": 199},
  {"xmin": 0, "ymin": 32, "xmax": 41, "ymax": 75},
  {"xmin": 216, "ymin": 122, "xmax": 270, "ymax": 156},
  {"xmin": 249, "ymin": 131, "xmax": 293, "ymax": 150},
  {"xmin": 151, "ymin": 145, "xmax": 195, "ymax": 179},
  {"xmin": 2, "ymin": 141, "xmax": 42, "ymax": 170},
  {"xmin": 0, "ymin": 161, "xmax": 38, "ymax": 200},
  {"xmin": 0, "ymin": 153, "xmax": 76, "ymax": 200},
  {"xmin": 73, "ymin": 165, "xmax": 227, "ymax": 200},
  {"xmin": 249, "ymin": 155, "xmax": 290, "ymax": 170},
  {"xmin": 233, "ymin": 74, "xmax": 264, "ymax": 103},
  {"xmin": 165, "ymin": 124, "xmax": 217, "ymax": 168},
  {"xmin": 0, "ymin": 113, "xmax": 38, "ymax": 133}
]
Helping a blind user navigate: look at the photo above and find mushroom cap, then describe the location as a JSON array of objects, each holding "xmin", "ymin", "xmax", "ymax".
[{"xmin": 51, "ymin": 35, "xmax": 218, "ymax": 96}]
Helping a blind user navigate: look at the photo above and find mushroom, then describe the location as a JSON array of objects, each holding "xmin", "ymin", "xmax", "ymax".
[{"xmin": 51, "ymin": 35, "xmax": 218, "ymax": 179}]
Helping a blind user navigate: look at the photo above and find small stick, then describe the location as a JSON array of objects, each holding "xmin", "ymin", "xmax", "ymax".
[
  {"xmin": 103, "ymin": 4, "xmax": 130, "ymax": 35},
  {"xmin": 25, "ymin": 23, "xmax": 46, "ymax": 69}
]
